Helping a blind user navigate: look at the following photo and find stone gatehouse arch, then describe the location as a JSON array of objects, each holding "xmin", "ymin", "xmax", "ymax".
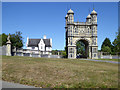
[
  {"xmin": 75, "ymin": 38, "xmax": 90, "ymax": 58},
  {"xmin": 65, "ymin": 8, "xmax": 98, "ymax": 59}
]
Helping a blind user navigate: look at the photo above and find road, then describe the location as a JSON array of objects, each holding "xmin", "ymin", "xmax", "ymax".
[
  {"xmin": 2, "ymin": 81, "xmax": 37, "ymax": 88},
  {"xmin": 80, "ymin": 59, "xmax": 120, "ymax": 64}
]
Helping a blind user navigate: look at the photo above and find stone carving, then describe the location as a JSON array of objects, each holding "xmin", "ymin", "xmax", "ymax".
[{"xmin": 7, "ymin": 34, "xmax": 11, "ymax": 44}]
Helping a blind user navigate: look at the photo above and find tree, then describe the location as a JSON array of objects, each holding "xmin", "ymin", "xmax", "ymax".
[
  {"xmin": 111, "ymin": 28, "xmax": 120, "ymax": 54},
  {"xmin": 101, "ymin": 45, "xmax": 111, "ymax": 54},
  {"xmin": 0, "ymin": 33, "xmax": 8, "ymax": 46},
  {"xmin": 116, "ymin": 27, "xmax": 120, "ymax": 52},
  {"xmin": 61, "ymin": 51, "xmax": 67, "ymax": 58},
  {"xmin": 76, "ymin": 41, "xmax": 85, "ymax": 55},
  {"xmin": 10, "ymin": 31, "xmax": 23, "ymax": 49},
  {"xmin": 101, "ymin": 38, "xmax": 112, "ymax": 52},
  {"xmin": 52, "ymin": 50, "xmax": 58, "ymax": 55},
  {"xmin": 0, "ymin": 31, "xmax": 23, "ymax": 49},
  {"xmin": 111, "ymin": 38, "xmax": 117, "ymax": 55}
]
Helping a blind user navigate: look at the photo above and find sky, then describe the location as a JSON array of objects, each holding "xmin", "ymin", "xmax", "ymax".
[{"xmin": 2, "ymin": 2, "xmax": 118, "ymax": 50}]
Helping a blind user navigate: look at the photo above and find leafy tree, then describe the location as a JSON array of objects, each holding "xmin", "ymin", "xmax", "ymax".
[
  {"xmin": 116, "ymin": 27, "xmax": 120, "ymax": 52},
  {"xmin": 0, "ymin": 33, "xmax": 8, "ymax": 46},
  {"xmin": 10, "ymin": 31, "xmax": 23, "ymax": 49},
  {"xmin": 76, "ymin": 41, "xmax": 85, "ymax": 56},
  {"xmin": 111, "ymin": 38, "xmax": 117, "ymax": 55},
  {"xmin": 101, "ymin": 38, "xmax": 112, "ymax": 52},
  {"xmin": 61, "ymin": 51, "xmax": 67, "ymax": 58},
  {"xmin": 52, "ymin": 50, "xmax": 58, "ymax": 55},
  {"xmin": 1, "ymin": 31, "xmax": 23, "ymax": 49},
  {"xmin": 111, "ymin": 28, "xmax": 120, "ymax": 54},
  {"xmin": 0, "ymin": 35, "xmax": 1, "ymax": 46},
  {"xmin": 101, "ymin": 45, "xmax": 111, "ymax": 54}
]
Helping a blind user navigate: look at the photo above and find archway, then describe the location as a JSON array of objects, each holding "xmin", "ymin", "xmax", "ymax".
[{"xmin": 76, "ymin": 40, "xmax": 89, "ymax": 58}]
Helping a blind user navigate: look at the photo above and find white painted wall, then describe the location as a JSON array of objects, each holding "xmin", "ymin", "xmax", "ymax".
[
  {"xmin": 46, "ymin": 47, "xmax": 52, "ymax": 51},
  {"xmin": 50, "ymin": 38, "xmax": 52, "ymax": 47},
  {"xmin": 38, "ymin": 39, "xmax": 45, "ymax": 51},
  {"xmin": 27, "ymin": 47, "xmax": 38, "ymax": 50}
]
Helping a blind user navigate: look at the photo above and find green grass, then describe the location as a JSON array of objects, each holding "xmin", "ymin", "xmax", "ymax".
[{"xmin": 2, "ymin": 56, "xmax": 118, "ymax": 88}]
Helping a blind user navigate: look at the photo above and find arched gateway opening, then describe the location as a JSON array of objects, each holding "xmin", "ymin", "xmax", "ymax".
[{"xmin": 76, "ymin": 40, "xmax": 89, "ymax": 58}]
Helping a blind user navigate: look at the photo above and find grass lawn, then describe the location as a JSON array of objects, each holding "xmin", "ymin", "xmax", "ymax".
[{"xmin": 2, "ymin": 56, "xmax": 118, "ymax": 88}]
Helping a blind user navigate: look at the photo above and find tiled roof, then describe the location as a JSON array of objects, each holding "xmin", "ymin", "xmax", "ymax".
[{"xmin": 28, "ymin": 39, "xmax": 51, "ymax": 47}]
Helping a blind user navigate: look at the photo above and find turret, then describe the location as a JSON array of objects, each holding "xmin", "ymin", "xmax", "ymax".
[
  {"xmin": 86, "ymin": 14, "xmax": 91, "ymax": 23},
  {"xmin": 90, "ymin": 9, "xmax": 97, "ymax": 24},
  {"xmin": 67, "ymin": 9, "xmax": 74, "ymax": 24},
  {"xmin": 65, "ymin": 14, "xmax": 68, "ymax": 27},
  {"xmin": 90, "ymin": 9, "xmax": 97, "ymax": 45}
]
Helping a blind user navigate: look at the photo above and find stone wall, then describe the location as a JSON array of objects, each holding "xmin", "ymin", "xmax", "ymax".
[
  {"xmin": 0, "ymin": 46, "xmax": 7, "ymax": 55},
  {"xmin": 98, "ymin": 52, "xmax": 120, "ymax": 59}
]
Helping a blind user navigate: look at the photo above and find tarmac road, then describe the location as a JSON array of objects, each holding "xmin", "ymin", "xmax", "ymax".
[
  {"xmin": 80, "ymin": 59, "xmax": 120, "ymax": 64},
  {"xmin": 2, "ymin": 81, "xmax": 37, "ymax": 88}
]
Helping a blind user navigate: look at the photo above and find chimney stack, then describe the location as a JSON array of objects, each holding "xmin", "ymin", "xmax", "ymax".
[{"xmin": 43, "ymin": 35, "xmax": 46, "ymax": 39}]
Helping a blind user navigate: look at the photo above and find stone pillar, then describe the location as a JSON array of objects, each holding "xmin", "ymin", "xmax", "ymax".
[
  {"xmin": 73, "ymin": 47, "xmax": 76, "ymax": 59},
  {"xmin": 39, "ymin": 51, "xmax": 41, "ymax": 57},
  {"xmin": 101, "ymin": 52, "xmax": 103, "ymax": 59},
  {"xmin": 58, "ymin": 52, "xmax": 59, "ymax": 55},
  {"xmin": 68, "ymin": 46, "xmax": 76, "ymax": 59},
  {"xmin": 30, "ymin": 53, "xmax": 32, "ymax": 57},
  {"xmin": 21, "ymin": 53, "xmax": 23, "ymax": 56},
  {"xmin": 89, "ymin": 46, "xmax": 91, "ymax": 59},
  {"xmin": 91, "ymin": 46, "xmax": 98, "ymax": 59},
  {"xmin": 6, "ymin": 35, "xmax": 11, "ymax": 56}
]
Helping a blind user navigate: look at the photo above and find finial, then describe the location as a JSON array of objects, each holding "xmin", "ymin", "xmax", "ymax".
[
  {"xmin": 7, "ymin": 33, "xmax": 11, "ymax": 44},
  {"xmin": 7, "ymin": 33, "xmax": 10, "ymax": 41},
  {"xmin": 93, "ymin": 3, "xmax": 95, "ymax": 10},
  {"xmin": 70, "ymin": 4, "xmax": 71, "ymax": 9},
  {"xmin": 89, "ymin": 8, "xmax": 90, "ymax": 14}
]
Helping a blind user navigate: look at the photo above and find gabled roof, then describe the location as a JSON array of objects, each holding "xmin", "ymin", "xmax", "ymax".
[
  {"xmin": 28, "ymin": 39, "xmax": 51, "ymax": 47},
  {"xmin": 43, "ymin": 39, "xmax": 51, "ymax": 47}
]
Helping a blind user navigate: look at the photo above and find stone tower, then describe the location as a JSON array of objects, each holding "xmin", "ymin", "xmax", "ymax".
[{"xmin": 65, "ymin": 8, "xmax": 98, "ymax": 59}]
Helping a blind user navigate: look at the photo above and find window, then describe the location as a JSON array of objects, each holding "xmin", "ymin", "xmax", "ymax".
[
  {"xmin": 41, "ymin": 46, "xmax": 42, "ymax": 49},
  {"xmin": 88, "ymin": 28, "xmax": 90, "ymax": 33},
  {"xmin": 75, "ymin": 28, "xmax": 78, "ymax": 33},
  {"xmin": 69, "ymin": 15, "xmax": 73, "ymax": 23},
  {"xmin": 32, "ymin": 46, "xmax": 35, "ymax": 50},
  {"xmin": 69, "ymin": 48, "xmax": 73, "ymax": 53},
  {"xmin": 93, "ymin": 15, "xmax": 96, "ymax": 22},
  {"xmin": 93, "ymin": 27, "xmax": 96, "ymax": 33},
  {"xmin": 94, "ymin": 54, "xmax": 96, "ymax": 57},
  {"xmin": 93, "ymin": 48, "xmax": 97, "ymax": 52}
]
